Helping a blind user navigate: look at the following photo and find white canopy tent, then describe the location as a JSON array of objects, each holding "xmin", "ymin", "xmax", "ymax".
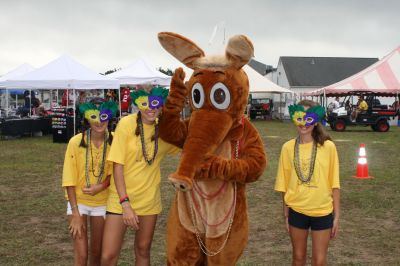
[
  {"xmin": 2, "ymin": 55, "xmax": 120, "ymax": 134},
  {"xmin": 108, "ymin": 58, "xmax": 171, "ymax": 86},
  {"xmin": 3, "ymin": 55, "xmax": 119, "ymax": 89},
  {"xmin": 0, "ymin": 63, "xmax": 36, "ymax": 86},
  {"xmin": 0, "ymin": 63, "xmax": 36, "ymax": 116},
  {"xmin": 244, "ymin": 65, "xmax": 292, "ymax": 94},
  {"xmin": 244, "ymin": 65, "xmax": 293, "ymax": 119}
]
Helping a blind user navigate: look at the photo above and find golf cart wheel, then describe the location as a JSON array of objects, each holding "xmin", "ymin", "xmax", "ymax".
[
  {"xmin": 333, "ymin": 120, "xmax": 346, "ymax": 132},
  {"xmin": 376, "ymin": 120, "xmax": 390, "ymax": 132}
]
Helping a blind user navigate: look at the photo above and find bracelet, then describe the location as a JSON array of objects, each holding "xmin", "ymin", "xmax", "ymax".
[
  {"xmin": 119, "ymin": 196, "xmax": 130, "ymax": 204},
  {"xmin": 71, "ymin": 204, "xmax": 78, "ymax": 210}
]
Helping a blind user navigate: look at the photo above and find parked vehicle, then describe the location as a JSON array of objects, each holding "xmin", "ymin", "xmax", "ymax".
[
  {"xmin": 327, "ymin": 93, "xmax": 399, "ymax": 132},
  {"xmin": 249, "ymin": 98, "xmax": 272, "ymax": 120}
]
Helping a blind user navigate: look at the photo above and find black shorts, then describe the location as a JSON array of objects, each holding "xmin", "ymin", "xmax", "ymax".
[
  {"xmin": 288, "ymin": 208, "xmax": 333, "ymax": 231},
  {"xmin": 106, "ymin": 211, "xmax": 122, "ymax": 215}
]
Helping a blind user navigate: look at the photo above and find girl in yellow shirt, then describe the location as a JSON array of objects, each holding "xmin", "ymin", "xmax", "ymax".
[
  {"xmin": 101, "ymin": 86, "xmax": 179, "ymax": 265},
  {"xmin": 275, "ymin": 100, "xmax": 340, "ymax": 266},
  {"xmin": 62, "ymin": 100, "xmax": 118, "ymax": 265}
]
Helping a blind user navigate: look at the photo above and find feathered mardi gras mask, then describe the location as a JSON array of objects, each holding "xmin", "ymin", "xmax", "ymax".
[
  {"xmin": 288, "ymin": 104, "xmax": 325, "ymax": 126},
  {"xmin": 79, "ymin": 101, "xmax": 119, "ymax": 124},
  {"xmin": 130, "ymin": 86, "xmax": 169, "ymax": 111}
]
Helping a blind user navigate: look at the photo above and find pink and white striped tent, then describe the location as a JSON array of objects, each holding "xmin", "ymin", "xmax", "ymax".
[{"xmin": 307, "ymin": 46, "xmax": 400, "ymax": 96}]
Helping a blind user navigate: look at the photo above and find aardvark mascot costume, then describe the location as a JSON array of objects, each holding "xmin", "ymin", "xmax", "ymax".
[{"xmin": 158, "ymin": 32, "xmax": 267, "ymax": 265}]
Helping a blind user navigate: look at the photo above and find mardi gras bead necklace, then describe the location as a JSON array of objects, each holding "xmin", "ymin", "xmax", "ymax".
[
  {"xmin": 293, "ymin": 137, "xmax": 317, "ymax": 184},
  {"xmin": 85, "ymin": 129, "xmax": 107, "ymax": 187},
  {"xmin": 138, "ymin": 113, "xmax": 159, "ymax": 165}
]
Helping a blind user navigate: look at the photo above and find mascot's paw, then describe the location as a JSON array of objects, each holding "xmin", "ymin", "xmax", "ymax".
[
  {"xmin": 171, "ymin": 67, "xmax": 187, "ymax": 95},
  {"xmin": 168, "ymin": 173, "xmax": 193, "ymax": 191}
]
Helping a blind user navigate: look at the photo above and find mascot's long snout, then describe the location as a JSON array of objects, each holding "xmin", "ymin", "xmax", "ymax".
[{"xmin": 168, "ymin": 110, "xmax": 233, "ymax": 191}]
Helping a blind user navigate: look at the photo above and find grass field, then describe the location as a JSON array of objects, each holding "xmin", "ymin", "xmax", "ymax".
[{"xmin": 1, "ymin": 120, "xmax": 399, "ymax": 265}]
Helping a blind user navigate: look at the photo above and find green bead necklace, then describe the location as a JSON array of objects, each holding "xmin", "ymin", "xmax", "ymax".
[
  {"xmin": 137, "ymin": 113, "xmax": 159, "ymax": 165},
  {"xmin": 293, "ymin": 137, "xmax": 317, "ymax": 184},
  {"xmin": 85, "ymin": 129, "xmax": 107, "ymax": 188}
]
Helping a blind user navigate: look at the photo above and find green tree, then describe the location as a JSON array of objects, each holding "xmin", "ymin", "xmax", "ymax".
[{"xmin": 158, "ymin": 67, "xmax": 174, "ymax": 76}]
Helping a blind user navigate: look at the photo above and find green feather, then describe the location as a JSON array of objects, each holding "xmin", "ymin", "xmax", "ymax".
[
  {"xmin": 288, "ymin": 104, "xmax": 305, "ymax": 118},
  {"xmin": 130, "ymin": 90, "xmax": 149, "ymax": 106},
  {"xmin": 100, "ymin": 101, "xmax": 119, "ymax": 117},
  {"xmin": 307, "ymin": 105, "xmax": 326, "ymax": 120},
  {"xmin": 79, "ymin": 103, "xmax": 98, "ymax": 115},
  {"xmin": 151, "ymin": 86, "xmax": 169, "ymax": 102}
]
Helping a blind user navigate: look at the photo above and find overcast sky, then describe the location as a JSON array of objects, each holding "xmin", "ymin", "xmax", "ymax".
[{"xmin": 0, "ymin": 0, "xmax": 399, "ymax": 75}]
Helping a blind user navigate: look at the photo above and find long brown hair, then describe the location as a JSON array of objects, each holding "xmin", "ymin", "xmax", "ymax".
[
  {"xmin": 79, "ymin": 119, "xmax": 113, "ymax": 148},
  {"xmin": 298, "ymin": 99, "xmax": 331, "ymax": 145}
]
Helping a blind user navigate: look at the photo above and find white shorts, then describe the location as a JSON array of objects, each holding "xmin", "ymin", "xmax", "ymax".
[{"xmin": 66, "ymin": 202, "xmax": 106, "ymax": 218}]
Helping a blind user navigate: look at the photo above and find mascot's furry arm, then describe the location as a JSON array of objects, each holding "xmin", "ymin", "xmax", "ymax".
[
  {"xmin": 196, "ymin": 119, "xmax": 267, "ymax": 184},
  {"xmin": 159, "ymin": 68, "xmax": 189, "ymax": 148}
]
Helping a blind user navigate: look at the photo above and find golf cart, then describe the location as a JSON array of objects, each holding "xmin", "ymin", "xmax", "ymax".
[{"xmin": 327, "ymin": 93, "xmax": 399, "ymax": 132}]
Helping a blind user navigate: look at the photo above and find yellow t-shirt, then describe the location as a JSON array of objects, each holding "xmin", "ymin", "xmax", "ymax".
[
  {"xmin": 359, "ymin": 100, "xmax": 368, "ymax": 111},
  {"xmin": 106, "ymin": 114, "xmax": 180, "ymax": 215},
  {"xmin": 62, "ymin": 133, "xmax": 113, "ymax": 206},
  {"xmin": 274, "ymin": 139, "xmax": 340, "ymax": 216}
]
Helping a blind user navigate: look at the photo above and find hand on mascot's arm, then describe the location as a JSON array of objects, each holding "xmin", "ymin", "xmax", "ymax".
[{"xmin": 195, "ymin": 154, "xmax": 249, "ymax": 184}]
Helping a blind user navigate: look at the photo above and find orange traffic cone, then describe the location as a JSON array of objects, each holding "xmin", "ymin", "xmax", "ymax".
[{"xmin": 353, "ymin": 144, "xmax": 373, "ymax": 179}]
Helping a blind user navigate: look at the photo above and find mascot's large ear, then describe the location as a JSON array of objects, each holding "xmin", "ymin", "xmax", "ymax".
[
  {"xmin": 226, "ymin": 35, "xmax": 254, "ymax": 69},
  {"xmin": 158, "ymin": 32, "xmax": 205, "ymax": 69}
]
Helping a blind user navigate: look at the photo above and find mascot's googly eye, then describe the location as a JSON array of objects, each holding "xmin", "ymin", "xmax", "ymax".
[
  {"xmin": 210, "ymin": 82, "xmax": 230, "ymax": 110},
  {"xmin": 191, "ymin": 83, "xmax": 205, "ymax": 109}
]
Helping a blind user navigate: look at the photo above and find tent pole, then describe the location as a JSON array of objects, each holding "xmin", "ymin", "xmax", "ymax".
[
  {"xmin": 73, "ymin": 89, "xmax": 76, "ymax": 136},
  {"xmin": 5, "ymin": 89, "xmax": 9, "ymax": 117},
  {"xmin": 119, "ymin": 87, "xmax": 122, "ymax": 119},
  {"xmin": 29, "ymin": 89, "xmax": 32, "ymax": 116},
  {"xmin": 279, "ymin": 93, "xmax": 283, "ymax": 120}
]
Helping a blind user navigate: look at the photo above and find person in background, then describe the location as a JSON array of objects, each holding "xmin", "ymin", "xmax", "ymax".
[
  {"xmin": 391, "ymin": 100, "xmax": 399, "ymax": 111},
  {"xmin": 101, "ymin": 86, "xmax": 180, "ymax": 266},
  {"xmin": 120, "ymin": 87, "xmax": 131, "ymax": 114},
  {"xmin": 62, "ymin": 100, "xmax": 118, "ymax": 266},
  {"xmin": 345, "ymin": 100, "xmax": 351, "ymax": 112},
  {"xmin": 332, "ymin": 97, "xmax": 340, "ymax": 109},
  {"xmin": 351, "ymin": 95, "xmax": 368, "ymax": 122},
  {"xmin": 275, "ymin": 100, "xmax": 340, "ymax": 266},
  {"xmin": 79, "ymin": 91, "xmax": 87, "ymax": 104}
]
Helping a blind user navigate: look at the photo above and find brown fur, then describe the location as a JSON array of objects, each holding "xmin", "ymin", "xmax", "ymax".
[{"xmin": 158, "ymin": 32, "xmax": 267, "ymax": 265}]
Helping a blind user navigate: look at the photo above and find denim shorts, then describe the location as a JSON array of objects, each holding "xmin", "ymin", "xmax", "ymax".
[{"xmin": 288, "ymin": 208, "xmax": 333, "ymax": 231}]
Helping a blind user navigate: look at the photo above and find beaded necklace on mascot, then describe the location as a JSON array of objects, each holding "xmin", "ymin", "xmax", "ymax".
[
  {"xmin": 288, "ymin": 104, "xmax": 325, "ymax": 184},
  {"xmin": 131, "ymin": 86, "xmax": 169, "ymax": 165},
  {"xmin": 79, "ymin": 101, "xmax": 118, "ymax": 187},
  {"xmin": 187, "ymin": 117, "xmax": 244, "ymax": 256}
]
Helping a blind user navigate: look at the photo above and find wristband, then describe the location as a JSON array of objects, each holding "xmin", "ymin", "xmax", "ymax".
[
  {"xmin": 119, "ymin": 196, "xmax": 130, "ymax": 204},
  {"xmin": 71, "ymin": 204, "xmax": 78, "ymax": 210}
]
